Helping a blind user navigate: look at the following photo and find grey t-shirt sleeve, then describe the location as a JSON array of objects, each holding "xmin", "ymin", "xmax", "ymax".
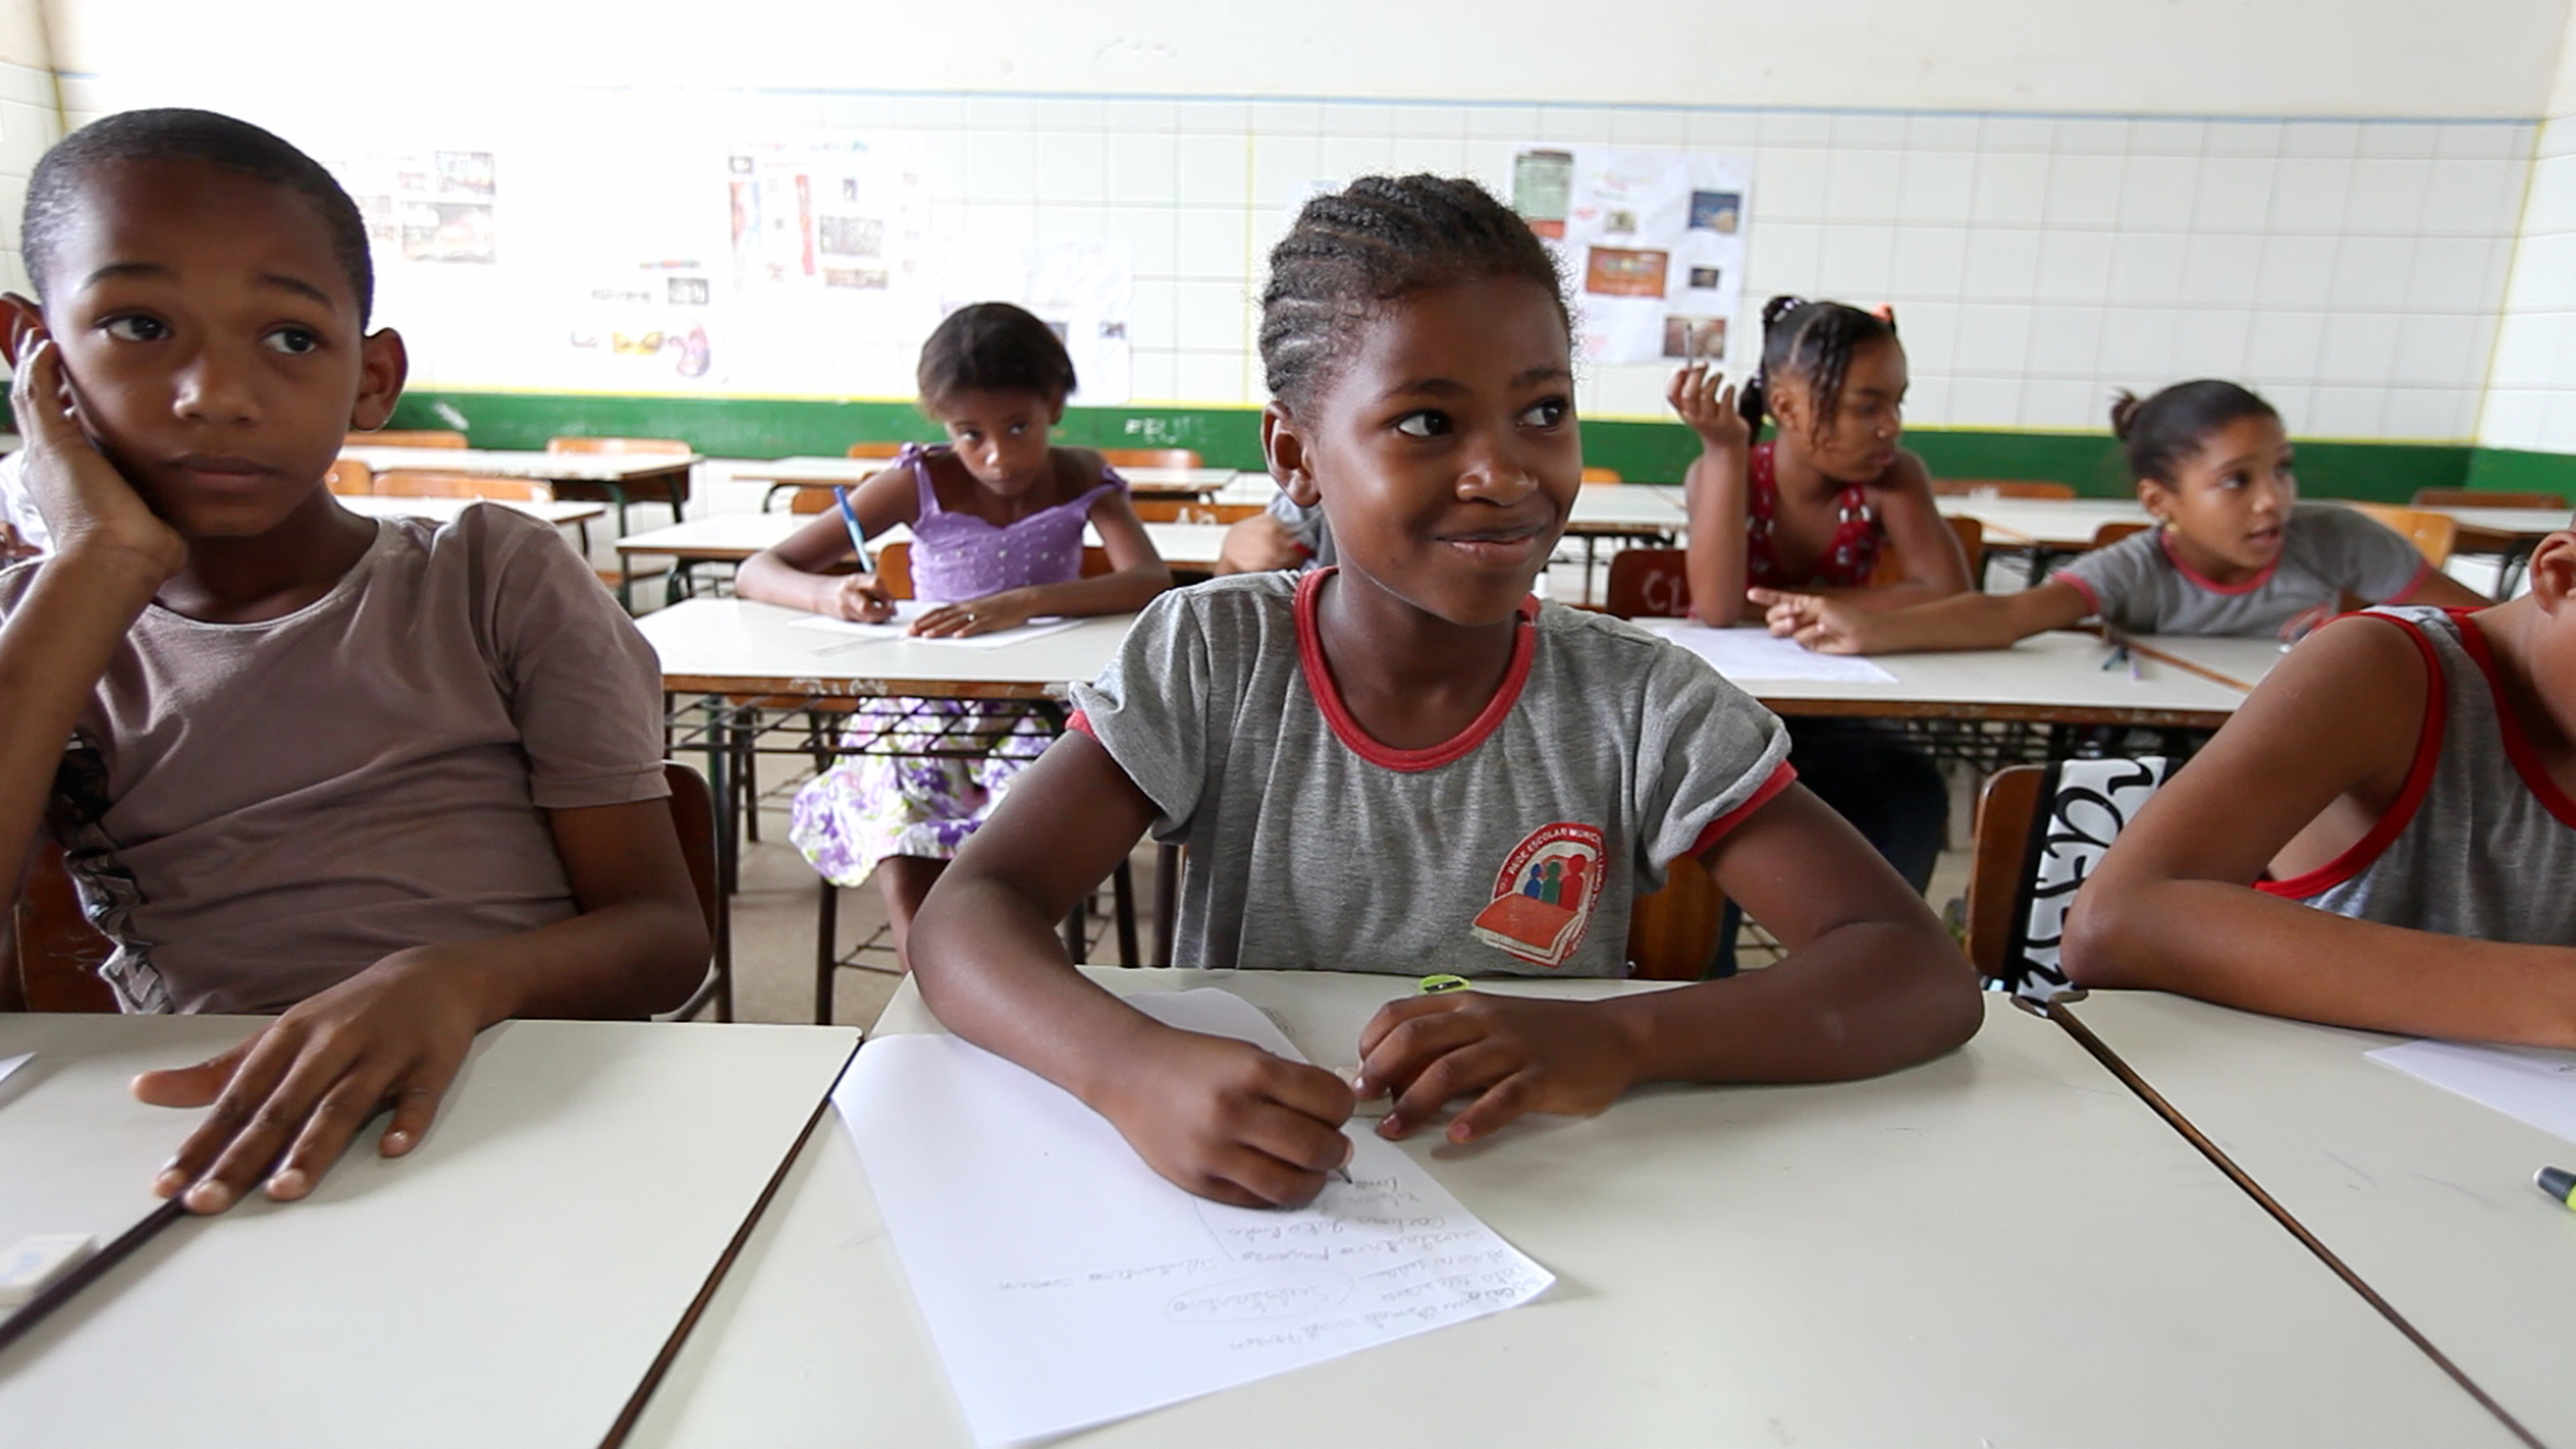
[
  {"xmin": 1626, "ymin": 631, "xmax": 1797, "ymax": 886},
  {"xmin": 2050, "ymin": 529, "xmax": 2164, "ymax": 631},
  {"xmin": 1263, "ymin": 490, "xmax": 1333, "ymax": 567},
  {"xmin": 1070, "ymin": 587, "xmax": 1221, "ymax": 837},
  {"xmin": 474, "ymin": 506, "xmax": 671, "ymax": 809},
  {"xmin": 2305, "ymin": 504, "xmax": 2434, "ymax": 601}
]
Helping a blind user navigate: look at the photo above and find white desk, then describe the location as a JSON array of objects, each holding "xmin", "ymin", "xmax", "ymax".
[
  {"xmin": 1754, "ymin": 628, "xmax": 2265, "ymax": 728},
  {"xmin": 2059, "ymin": 992, "xmax": 2576, "ymax": 1449},
  {"xmin": 731, "ymin": 456, "xmax": 1240, "ymax": 499},
  {"xmin": 1565, "ymin": 482, "xmax": 1686, "ymax": 534},
  {"xmin": 339, "ymin": 446, "xmax": 704, "ymax": 489},
  {"xmin": 624, "ymin": 974, "xmax": 2519, "ymax": 1448},
  {"xmin": 636, "ymin": 597, "xmax": 1131, "ymax": 699},
  {"xmin": 616, "ymin": 515, "xmax": 1230, "ymax": 573},
  {"xmin": 1938, "ymin": 496, "xmax": 2149, "ymax": 549},
  {"xmin": 0, "ymin": 1014, "xmax": 858, "ymax": 1449}
]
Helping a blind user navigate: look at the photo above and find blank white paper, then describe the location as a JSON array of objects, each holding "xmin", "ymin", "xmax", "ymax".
[
  {"xmin": 0, "ymin": 1054, "xmax": 26, "ymax": 1090},
  {"xmin": 835, "ymin": 988, "xmax": 1554, "ymax": 1447},
  {"xmin": 791, "ymin": 603, "xmax": 1085, "ymax": 651},
  {"xmin": 1644, "ymin": 621, "xmax": 1900, "ymax": 683},
  {"xmin": 2368, "ymin": 1038, "xmax": 2576, "ymax": 1145}
]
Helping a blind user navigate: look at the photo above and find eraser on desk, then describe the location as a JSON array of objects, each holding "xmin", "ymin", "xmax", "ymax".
[{"xmin": 0, "ymin": 1233, "xmax": 97, "ymax": 1307}]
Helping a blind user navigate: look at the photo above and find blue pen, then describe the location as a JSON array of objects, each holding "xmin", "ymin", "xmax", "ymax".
[{"xmin": 833, "ymin": 485, "xmax": 874, "ymax": 572}]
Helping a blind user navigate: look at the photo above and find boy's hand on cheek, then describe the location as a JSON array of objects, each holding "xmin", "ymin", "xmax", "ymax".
[
  {"xmin": 1097, "ymin": 1028, "xmax": 1355, "ymax": 1209},
  {"xmin": 130, "ymin": 949, "xmax": 491, "ymax": 1214},
  {"xmin": 9, "ymin": 336, "xmax": 184, "ymax": 581},
  {"xmin": 1355, "ymin": 993, "xmax": 1641, "ymax": 1145}
]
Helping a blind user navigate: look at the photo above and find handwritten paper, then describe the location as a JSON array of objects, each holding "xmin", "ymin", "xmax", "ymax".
[
  {"xmin": 791, "ymin": 602, "xmax": 1086, "ymax": 652},
  {"xmin": 0, "ymin": 1054, "xmax": 25, "ymax": 1090},
  {"xmin": 2368, "ymin": 1038, "xmax": 2576, "ymax": 1145},
  {"xmin": 836, "ymin": 989, "xmax": 1553, "ymax": 1447},
  {"xmin": 1644, "ymin": 621, "xmax": 1899, "ymax": 683}
]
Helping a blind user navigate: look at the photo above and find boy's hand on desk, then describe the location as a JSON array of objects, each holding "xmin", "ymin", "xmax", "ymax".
[
  {"xmin": 1355, "ymin": 993, "xmax": 1641, "ymax": 1144},
  {"xmin": 910, "ymin": 593, "xmax": 1031, "ymax": 639},
  {"xmin": 130, "ymin": 949, "xmax": 487, "ymax": 1214},
  {"xmin": 1747, "ymin": 588, "xmax": 1870, "ymax": 654},
  {"xmin": 826, "ymin": 574, "xmax": 896, "ymax": 623},
  {"xmin": 1098, "ymin": 1029, "xmax": 1355, "ymax": 1209},
  {"xmin": 9, "ymin": 335, "xmax": 184, "ymax": 580}
]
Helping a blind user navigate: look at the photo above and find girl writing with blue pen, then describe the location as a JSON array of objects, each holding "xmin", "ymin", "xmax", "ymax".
[{"xmin": 735, "ymin": 303, "xmax": 1171, "ymax": 967}]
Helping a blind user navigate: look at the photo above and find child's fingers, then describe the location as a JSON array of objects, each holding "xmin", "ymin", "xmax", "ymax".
[
  {"xmin": 130, "ymin": 1040, "xmax": 252, "ymax": 1110},
  {"xmin": 152, "ymin": 1027, "xmax": 345, "ymax": 1212},
  {"xmin": 8, "ymin": 337, "xmax": 75, "ymax": 444},
  {"xmin": 1380, "ymin": 1038, "xmax": 1517, "ymax": 1140},
  {"xmin": 380, "ymin": 1055, "xmax": 464, "ymax": 1157},
  {"xmin": 1445, "ymin": 1067, "xmax": 1547, "ymax": 1144},
  {"xmin": 1355, "ymin": 991, "xmax": 1462, "ymax": 1061},
  {"xmin": 1235, "ymin": 1102, "xmax": 1354, "ymax": 1180},
  {"xmin": 1255, "ymin": 1057, "xmax": 1357, "ymax": 1127},
  {"xmin": 1353, "ymin": 1002, "xmax": 1486, "ymax": 1101},
  {"xmin": 261, "ymin": 1066, "xmax": 401, "ymax": 1202},
  {"xmin": 1209, "ymin": 1139, "xmax": 1334, "ymax": 1209}
]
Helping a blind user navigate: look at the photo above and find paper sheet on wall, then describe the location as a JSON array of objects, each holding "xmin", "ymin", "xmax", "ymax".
[
  {"xmin": 789, "ymin": 604, "xmax": 1086, "ymax": 651},
  {"xmin": 836, "ymin": 989, "xmax": 1553, "ymax": 1448},
  {"xmin": 1509, "ymin": 145, "xmax": 1751, "ymax": 368},
  {"xmin": 1644, "ymin": 621, "xmax": 1899, "ymax": 683},
  {"xmin": 2367, "ymin": 1038, "xmax": 2576, "ymax": 1145}
]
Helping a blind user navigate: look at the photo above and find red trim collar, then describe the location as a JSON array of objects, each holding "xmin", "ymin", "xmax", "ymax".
[
  {"xmin": 1293, "ymin": 568, "xmax": 1539, "ymax": 773},
  {"xmin": 2159, "ymin": 526, "xmax": 2279, "ymax": 597},
  {"xmin": 2258, "ymin": 612, "xmax": 2444, "ymax": 900},
  {"xmin": 2452, "ymin": 609, "xmax": 2576, "ymax": 828}
]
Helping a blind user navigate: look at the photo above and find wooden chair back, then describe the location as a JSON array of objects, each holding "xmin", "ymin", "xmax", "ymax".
[
  {"xmin": 358, "ymin": 429, "xmax": 467, "ymax": 449},
  {"xmin": 2348, "ymin": 504, "xmax": 2458, "ymax": 566},
  {"xmin": 1099, "ymin": 448, "xmax": 1201, "ymax": 470},
  {"xmin": 1604, "ymin": 548, "xmax": 1692, "ymax": 619},
  {"xmin": 660, "ymin": 760, "xmax": 730, "ymax": 1021},
  {"xmin": 1131, "ymin": 500, "xmax": 1264, "ymax": 525},
  {"xmin": 374, "ymin": 471, "xmax": 555, "ymax": 502},
  {"xmin": 1581, "ymin": 467, "xmax": 1625, "ymax": 484},
  {"xmin": 846, "ymin": 442, "xmax": 907, "ymax": 460},
  {"xmin": 2091, "ymin": 520, "xmax": 2152, "ymax": 549},
  {"xmin": 1867, "ymin": 514, "xmax": 1984, "ymax": 587},
  {"xmin": 1964, "ymin": 765, "xmax": 2050, "ymax": 981},
  {"xmin": 1933, "ymin": 478, "xmax": 2074, "ymax": 499},
  {"xmin": 324, "ymin": 459, "xmax": 373, "ymax": 496},
  {"xmin": 1626, "ymin": 865, "xmax": 1728, "ymax": 980},
  {"xmin": 787, "ymin": 487, "xmax": 841, "ymax": 516},
  {"xmin": 873, "ymin": 542, "xmax": 1110, "ymax": 600},
  {"xmin": 546, "ymin": 436, "xmax": 692, "ymax": 457},
  {"xmin": 2412, "ymin": 488, "xmax": 2567, "ymax": 511},
  {"xmin": 5, "ymin": 841, "xmax": 118, "ymax": 1012}
]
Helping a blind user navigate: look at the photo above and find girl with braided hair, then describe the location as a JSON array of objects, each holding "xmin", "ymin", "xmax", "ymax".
[
  {"xmin": 905, "ymin": 175, "xmax": 1979, "ymax": 1210},
  {"xmin": 1669, "ymin": 296, "xmax": 1964, "ymax": 901}
]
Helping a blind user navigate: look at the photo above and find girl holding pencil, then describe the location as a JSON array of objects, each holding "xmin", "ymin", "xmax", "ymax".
[{"xmin": 735, "ymin": 302, "xmax": 1171, "ymax": 967}]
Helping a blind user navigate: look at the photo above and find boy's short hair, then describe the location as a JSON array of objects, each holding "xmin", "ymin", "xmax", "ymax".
[{"xmin": 22, "ymin": 108, "xmax": 375, "ymax": 325}]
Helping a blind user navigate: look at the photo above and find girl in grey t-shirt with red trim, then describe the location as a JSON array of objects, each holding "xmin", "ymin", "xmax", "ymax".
[{"xmin": 1752, "ymin": 380, "xmax": 2487, "ymax": 653}]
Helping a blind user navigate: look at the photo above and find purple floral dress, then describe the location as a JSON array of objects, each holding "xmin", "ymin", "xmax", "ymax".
[{"xmin": 788, "ymin": 445, "xmax": 1123, "ymax": 886}]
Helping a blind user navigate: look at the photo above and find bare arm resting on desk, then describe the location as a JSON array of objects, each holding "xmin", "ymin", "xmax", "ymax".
[
  {"xmin": 912, "ymin": 737, "xmax": 1982, "ymax": 1208},
  {"xmin": 1355, "ymin": 783, "xmax": 1983, "ymax": 1141},
  {"xmin": 1750, "ymin": 577, "xmax": 2092, "ymax": 654},
  {"xmin": 2063, "ymin": 597, "xmax": 2576, "ymax": 1046}
]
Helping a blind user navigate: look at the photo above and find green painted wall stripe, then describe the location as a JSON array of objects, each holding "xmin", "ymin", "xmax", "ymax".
[{"xmin": 392, "ymin": 389, "xmax": 2487, "ymax": 504}]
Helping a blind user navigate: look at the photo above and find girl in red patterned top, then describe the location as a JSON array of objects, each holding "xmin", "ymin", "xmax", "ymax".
[
  {"xmin": 1667, "ymin": 295, "xmax": 1969, "ymax": 624},
  {"xmin": 1663, "ymin": 296, "xmax": 1970, "ymax": 907}
]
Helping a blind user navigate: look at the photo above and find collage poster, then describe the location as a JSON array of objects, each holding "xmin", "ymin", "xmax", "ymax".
[{"xmin": 1509, "ymin": 146, "xmax": 1751, "ymax": 367}]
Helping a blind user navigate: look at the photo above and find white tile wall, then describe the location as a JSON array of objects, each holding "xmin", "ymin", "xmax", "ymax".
[
  {"xmin": 0, "ymin": 63, "xmax": 54, "ymax": 293},
  {"xmin": 2480, "ymin": 114, "xmax": 2576, "ymax": 453}
]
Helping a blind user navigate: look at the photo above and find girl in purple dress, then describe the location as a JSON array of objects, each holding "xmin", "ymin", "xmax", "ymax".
[{"xmin": 736, "ymin": 304, "xmax": 1172, "ymax": 965}]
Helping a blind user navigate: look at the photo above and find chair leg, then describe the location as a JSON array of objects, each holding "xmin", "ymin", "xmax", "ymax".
[
  {"xmin": 713, "ymin": 883, "xmax": 735, "ymax": 1023},
  {"xmin": 1060, "ymin": 907, "xmax": 1085, "ymax": 963},
  {"xmin": 815, "ymin": 877, "xmax": 839, "ymax": 1025},
  {"xmin": 1111, "ymin": 857, "xmax": 1139, "ymax": 967}
]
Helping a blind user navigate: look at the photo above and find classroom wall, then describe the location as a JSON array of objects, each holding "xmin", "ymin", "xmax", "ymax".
[
  {"xmin": 30, "ymin": 0, "xmax": 2576, "ymax": 487},
  {"xmin": 0, "ymin": 0, "xmax": 51, "ymax": 295},
  {"xmin": 2479, "ymin": 14, "xmax": 2576, "ymax": 473}
]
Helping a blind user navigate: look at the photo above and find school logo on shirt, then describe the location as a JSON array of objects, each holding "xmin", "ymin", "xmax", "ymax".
[{"xmin": 1469, "ymin": 823, "xmax": 1606, "ymax": 968}]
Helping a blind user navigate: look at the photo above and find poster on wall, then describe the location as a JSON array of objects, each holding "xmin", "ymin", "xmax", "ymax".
[
  {"xmin": 720, "ymin": 135, "xmax": 939, "ymax": 392},
  {"xmin": 339, "ymin": 150, "xmax": 499, "ymax": 264},
  {"xmin": 562, "ymin": 264, "xmax": 721, "ymax": 387},
  {"xmin": 936, "ymin": 239, "xmax": 1137, "ymax": 406},
  {"xmin": 1508, "ymin": 146, "xmax": 1749, "ymax": 368}
]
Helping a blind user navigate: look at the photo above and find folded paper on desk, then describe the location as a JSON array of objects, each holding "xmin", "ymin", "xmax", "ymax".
[
  {"xmin": 836, "ymin": 989, "xmax": 1554, "ymax": 1448},
  {"xmin": 2368, "ymin": 1038, "xmax": 2576, "ymax": 1145},
  {"xmin": 1643, "ymin": 621, "xmax": 1900, "ymax": 683},
  {"xmin": 0, "ymin": 1054, "xmax": 25, "ymax": 1090},
  {"xmin": 791, "ymin": 603, "xmax": 1085, "ymax": 652}
]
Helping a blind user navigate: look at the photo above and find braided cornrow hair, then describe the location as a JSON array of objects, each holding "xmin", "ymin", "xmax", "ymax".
[
  {"xmin": 1736, "ymin": 295, "xmax": 1900, "ymax": 444},
  {"xmin": 1259, "ymin": 174, "xmax": 1568, "ymax": 412}
]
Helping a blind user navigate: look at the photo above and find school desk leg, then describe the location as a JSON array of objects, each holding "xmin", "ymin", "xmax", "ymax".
[
  {"xmin": 1111, "ymin": 859, "xmax": 1139, "ymax": 967},
  {"xmin": 1152, "ymin": 844, "xmax": 1180, "ymax": 966},
  {"xmin": 1059, "ymin": 907, "xmax": 1085, "ymax": 963}
]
